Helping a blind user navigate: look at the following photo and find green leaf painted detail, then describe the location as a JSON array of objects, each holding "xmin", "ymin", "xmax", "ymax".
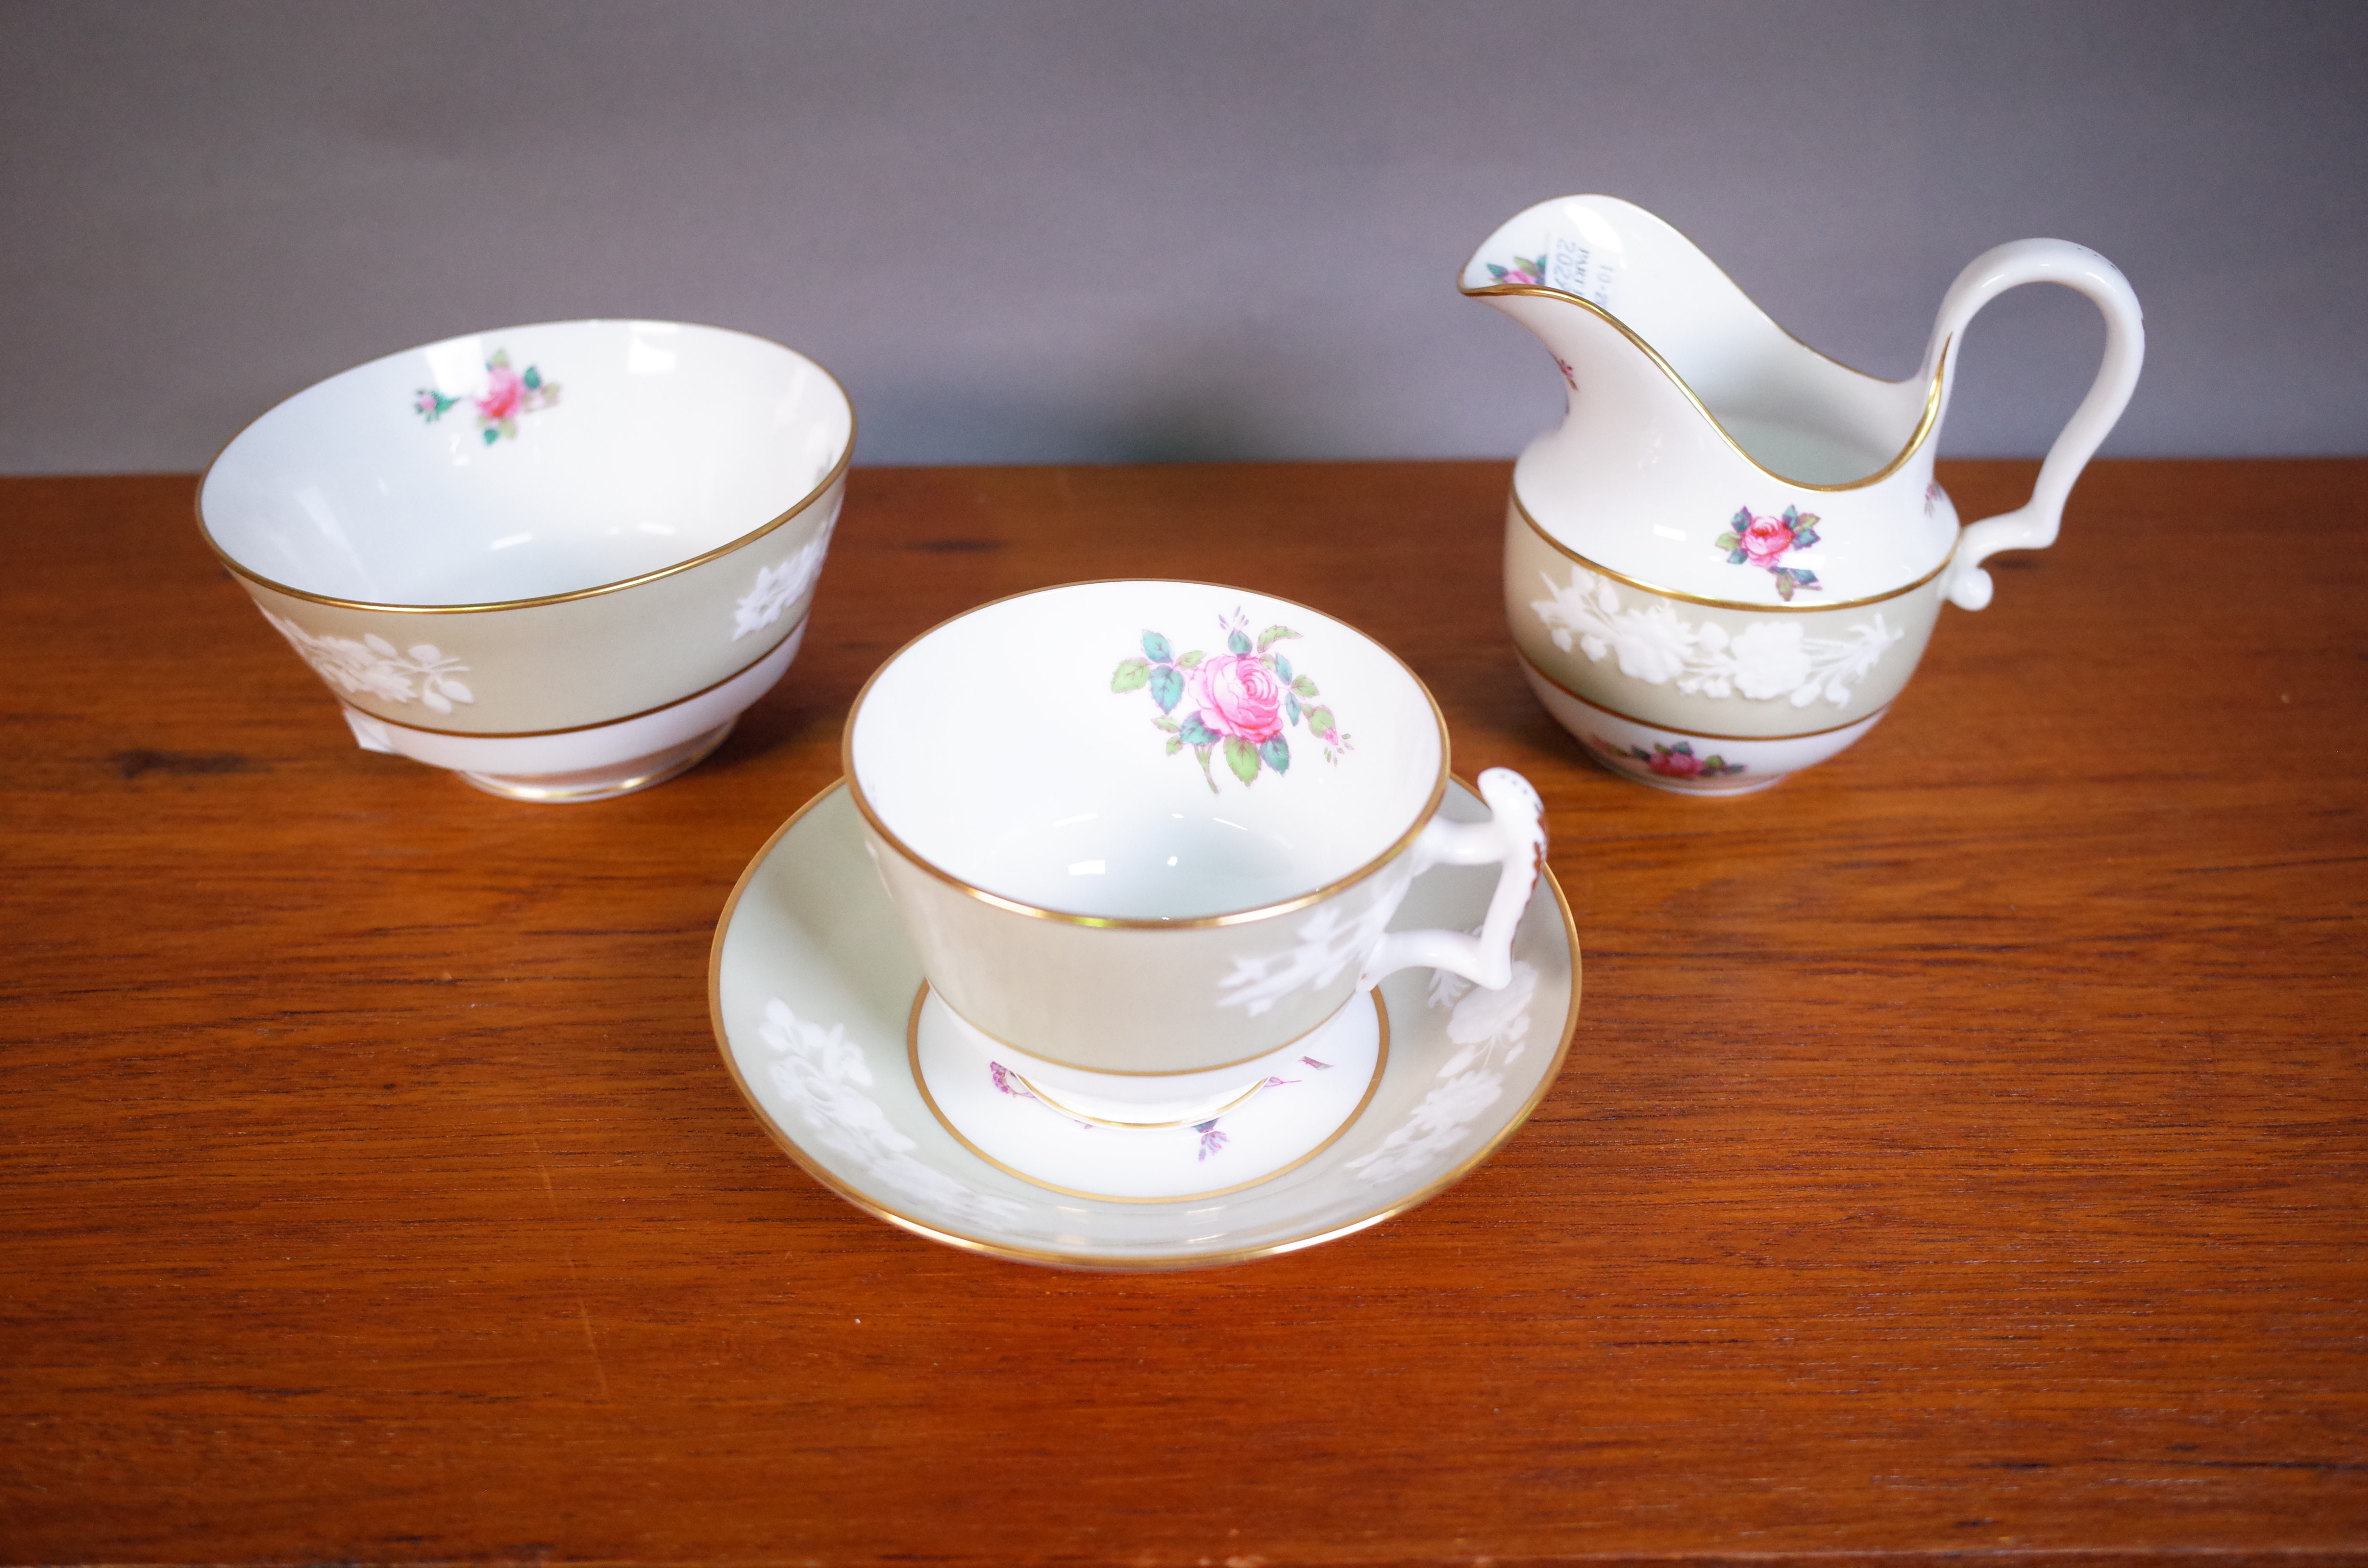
[{"xmin": 1113, "ymin": 612, "xmax": 1348, "ymax": 790}]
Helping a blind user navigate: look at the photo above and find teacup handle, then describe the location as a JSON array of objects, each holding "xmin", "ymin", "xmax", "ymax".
[
  {"xmin": 1357, "ymin": 767, "xmax": 1548, "ymax": 994},
  {"xmin": 1927, "ymin": 239, "xmax": 2146, "ymax": 612}
]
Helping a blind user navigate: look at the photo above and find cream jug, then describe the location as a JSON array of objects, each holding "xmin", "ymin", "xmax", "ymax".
[{"xmin": 1463, "ymin": 196, "xmax": 2144, "ymax": 793}]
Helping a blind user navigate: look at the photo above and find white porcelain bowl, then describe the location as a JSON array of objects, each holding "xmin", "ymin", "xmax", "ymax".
[{"xmin": 199, "ymin": 319, "xmax": 853, "ymax": 800}]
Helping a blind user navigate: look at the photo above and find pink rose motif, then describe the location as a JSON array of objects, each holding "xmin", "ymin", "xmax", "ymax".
[
  {"xmin": 1740, "ymin": 510, "xmax": 1796, "ymax": 568},
  {"xmin": 1647, "ymin": 747, "xmax": 1704, "ymax": 779},
  {"xmin": 1187, "ymin": 653, "xmax": 1287, "ymax": 744},
  {"xmin": 475, "ymin": 362, "xmax": 525, "ymax": 423}
]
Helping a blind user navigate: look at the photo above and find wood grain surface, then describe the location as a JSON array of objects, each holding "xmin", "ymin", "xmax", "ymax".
[{"xmin": 2, "ymin": 461, "xmax": 2363, "ymax": 1565}]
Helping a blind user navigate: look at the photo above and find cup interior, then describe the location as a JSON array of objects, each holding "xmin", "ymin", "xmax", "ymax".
[
  {"xmin": 199, "ymin": 320, "xmax": 851, "ymax": 606},
  {"xmin": 849, "ymin": 582, "xmax": 1445, "ymax": 920}
]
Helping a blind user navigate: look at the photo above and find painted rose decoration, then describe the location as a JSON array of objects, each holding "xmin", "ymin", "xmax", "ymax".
[
  {"xmin": 1589, "ymin": 735, "xmax": 1745, "ymax": 782},
  {"xmin": 413, "ymin": 347, "xmax": 560, "ymax": 445},
  {"xmin": 1111, "ymin": 609, "xmax": 1346, "ymax": 791},
  {"xmin": 1715, "ymin": 504, "xmax": 1823, "ymax": 600}
]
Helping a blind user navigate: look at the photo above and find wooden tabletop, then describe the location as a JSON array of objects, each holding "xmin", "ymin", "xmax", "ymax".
[{"xmin": 3, "ymin": 460, "xmax": 2363, "ymax": 1564}]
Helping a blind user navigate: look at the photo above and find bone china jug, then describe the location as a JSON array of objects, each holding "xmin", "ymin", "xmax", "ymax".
[{"xmin": 1464, "ymin": 195, "xmax": 2144, "ymax": 794}]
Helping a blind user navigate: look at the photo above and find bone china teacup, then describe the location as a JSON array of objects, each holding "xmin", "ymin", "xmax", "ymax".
[
  {"xmin": 199, "ymin": 319, "xmax": 853, "ymax": 801},
  {"xmin": 843, "ymin": 580, "xmax": 1548, "ymax": 1119}
]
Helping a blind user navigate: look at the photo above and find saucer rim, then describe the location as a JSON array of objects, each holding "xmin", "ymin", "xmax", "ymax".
[{"xmin": 706, "ymin": 775, "xmax": 1583, "ymax": 1272}]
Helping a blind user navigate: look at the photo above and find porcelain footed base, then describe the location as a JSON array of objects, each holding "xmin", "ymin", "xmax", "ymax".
[
  {"xmin": 337, "ymin": 618, "xmax": 802, "ymax": 804},
  {"xmin": 1583, "ymin": 748, "xmax": 1781, "ymax": 796},
  {"xmin": 458, "ymin": 720, "xmax": 737, "ymax": 803},
  {"xmin": 911, "ymin": 985, "xmax": 1387, "ymax": 1202},
  {"xmin": 1519, "ymin": 657, "xmax": 1885, "ymax": 796}
]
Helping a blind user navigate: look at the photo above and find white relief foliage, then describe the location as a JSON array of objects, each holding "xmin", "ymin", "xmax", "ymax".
[
  {"xmin": 761, "ymin": 998, "xmax": 1029, "ymax": 1227},
  {"xmin": 261, "ymin": 609, "xmax": 476, "ymax": 714},
  {"xmin": 1428, "ymin": 956, "xmax": 1539, "ymax": 1079},
  {"xmin": 1530, "ymin": 565, "xmax": 1903, "ymax": 709},
  {"xmin": 1347, "ymin": 951, "xmax": 1540, "ymax": 1186},
  {"xmin": 732, "ymin": 519, "xmax": 836, "ymax": 641},
  {"xmin": 1215, "ymin": 865, "xmax": 1413, "ymax": 1017}
]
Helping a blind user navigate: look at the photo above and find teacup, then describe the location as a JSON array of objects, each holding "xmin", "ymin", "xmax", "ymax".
[
  {"xmin": 199, "ymin": 319, "xmax": 854, "ymax": 801},
  {"xmin": 844, "ymin": 580, "xmax": 1548, "ymax": 1121}
]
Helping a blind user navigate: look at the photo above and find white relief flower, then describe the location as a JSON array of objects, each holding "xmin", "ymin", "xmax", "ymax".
[
  {"xmin": 1531, "ymin": 565, "xmax": 1902, "ymax": 709},
  {"xmin": 1607, "ymin": 602, "xmax": 1695, "ymax": 684},
  {"xmin": 1727, "ymin": 621, "xmax": 1813, "ymax": 701},
  {"xmin": 1438, "ymin": 959, "xmax": 1538, "ymax": 1079},
  {"xmin": 1346, "ymin": 946, "xmax": 1542, "ymax": 1186},
  {"xmin": 262, "ymin": 609, "xmax": 477, "ymax": 713},
  {"xmin": 760, "ymin": 998, "xmax": 1029, "ymax": 1227},
  {"xmin": 1216, "ymin": 865, "xmax": 1413, "ymax": 1017},
  {"xmin": 1425, "ymin": 942, "xmax": 1538, "ymax": 1079},
  {"xmin": 1344, "ymin": 1069, "xmax": 1507, "ymax": 1186},
  {"xmin": 732, "ymin": 520, "xmax": 836, "ymax": 642}
]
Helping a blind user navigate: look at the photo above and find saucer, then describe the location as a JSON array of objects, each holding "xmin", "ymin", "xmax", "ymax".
[{"xmin": 708, "ymin": 779, "xmax": 1581, "ymax": 1270}]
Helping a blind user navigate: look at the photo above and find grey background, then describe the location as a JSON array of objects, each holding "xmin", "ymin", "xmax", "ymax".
[{"xmin": 3, "ymin": 0, "xmax": 2363, "ymax": 473}]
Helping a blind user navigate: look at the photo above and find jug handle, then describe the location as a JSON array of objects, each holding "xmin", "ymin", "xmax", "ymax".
[{"xmin": 1930, "ymin": 239, "xmax": 2146, "ymax": 611}]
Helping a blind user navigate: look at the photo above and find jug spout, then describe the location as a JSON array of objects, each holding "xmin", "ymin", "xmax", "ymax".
[
  {"xmin": 1462, "ymin": 195, "xmax": 1945, "ymax": 496},
  {"xmin": 1462, "ymin": 196, "xmax": 2144, "ymax": 611}
]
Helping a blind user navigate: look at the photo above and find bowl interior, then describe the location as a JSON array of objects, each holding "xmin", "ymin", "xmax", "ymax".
[
  {"xmin": 848, "ymin": 582, "xmax": 1445, "ymax": 920},
  {"xmin": 199, "ymin": 320, "xmax": 851, "ymax": 606}
]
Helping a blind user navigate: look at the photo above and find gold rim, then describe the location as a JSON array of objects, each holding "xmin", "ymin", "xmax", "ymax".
[
  {"xmin": 1517, "ymin": 648, "xmax": 1893, "ymax": 742},
  {"xmin": 1513, "ymin": 491, "xmax": 1958, "ymax": 613},
  {"xmin": 1460, "ymin": 250, "xmax": 1949, "ymax": 493},
  {"xmin": 196, "ymin": 319, "xmax": 855, "ymax": 615},
  {"xmin": 1468, "ymin": 196, "xmax": 1905, "ymax": 381},
  {"xmin": 706, "ymin": 776, "xmax": 1583, "ymax": 1271},
  {"xmin": 907, "ymin": 985, "xmax": 1389, "ymax": 1201},
  {"xmin": 330, "ymin": 614, "xmax": 806, "ymax": 739},
  {"xmin": 840, "ymin": 580, "xmax": 1451, "ymax": 931}
]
